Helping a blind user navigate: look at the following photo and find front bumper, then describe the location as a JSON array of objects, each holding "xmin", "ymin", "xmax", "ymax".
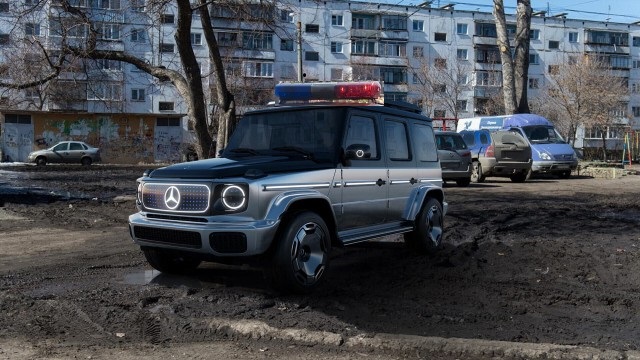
[
  {"xmin": 128, "ymin": 212, "xmax": 281, "ymax": 257},
  {"xmin": 532, "ymin": 160, "xmax": 578, "ymax": 174}
]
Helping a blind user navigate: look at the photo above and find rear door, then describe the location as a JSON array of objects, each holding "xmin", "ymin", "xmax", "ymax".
[
  {"xmin": 493, "ymin": 131, "xmax": 531, "ymax": 163},
  {"xmin": 67, "ymin": 142, "xmax": 86, "ymax": 163}
]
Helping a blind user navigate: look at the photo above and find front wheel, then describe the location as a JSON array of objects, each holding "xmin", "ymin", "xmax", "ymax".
[
  {"xmin": 404, "ymin": 198, "xmax": 444, "ymax": 254},
  {"xmin": 141, "ymin": 247, "xmax": 201, "ymax": 274},
  {"xmin": 558, "ymin": 170, "xmax": 571, "ymax": 179},
  {"xmin": 36, "ymin": 157, "xmax": 47, "ymax": 166},
  {"xmin": 268, "ymin": 212, "xmax": 331, "ymax": 294}
]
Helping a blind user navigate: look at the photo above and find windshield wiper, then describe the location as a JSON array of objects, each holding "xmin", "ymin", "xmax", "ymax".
[
  {"xmin": 229, "ymin": 148, "xmax": 260, "ymax": 155},
  {"xmin": 271, "ymin": 146, "xmax": 315, "ymax": 160}
]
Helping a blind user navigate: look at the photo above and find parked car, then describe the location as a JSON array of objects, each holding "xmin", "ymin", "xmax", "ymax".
[
  {"xmin": 27, "ymin": 141, "xmax": 101, "ymax": 166},
  {"xmin": 435, "ymin": 131, "xmax": 472, "ymax": 186},
  {"xmin": 129, "ymin": 81, "xmax": 447, "ymax": 294},
  {"xmin": 459, "ymin": 129, "xmax": 532, "ymax": 183}
]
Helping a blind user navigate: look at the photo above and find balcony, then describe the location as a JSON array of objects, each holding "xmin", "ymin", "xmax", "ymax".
[{"xmin": 351, "ymin": 29, "xmax": 379, "ymax": 39}]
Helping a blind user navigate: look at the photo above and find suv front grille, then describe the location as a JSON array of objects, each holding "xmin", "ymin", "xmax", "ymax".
[
  {"xmin": 141, "ymin": 183, "xmax": 211, "ymax": 213},
  {"xmin": 209, "ymin": 233, "xmax": 247, "ymax": 253},
  {"xmin": 134, "ymin": 226, "xmax": 202, "ymax": 249}
]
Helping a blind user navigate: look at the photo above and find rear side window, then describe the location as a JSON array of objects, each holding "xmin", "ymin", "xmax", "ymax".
[
  {"xmin": 69, "ymin": 142, "xmax": 85, "ymax": 150},
  {"xmin": 345, "ymin": 115, "xmax": 379, "ymax": 160},
  {"xmin": 461, "ymin": 132, "xmax": 475, "ymax": 146},
  {"xmin": 479, "ymin": 132, "xmax": 490, "ymax": 145},
  {"xmin": 384, "ymin": 120, "xmax": 410, "ymax": 161},
  {"xmin": 412, "ymin": 124, "xmax": 438, "ymax": 162}
]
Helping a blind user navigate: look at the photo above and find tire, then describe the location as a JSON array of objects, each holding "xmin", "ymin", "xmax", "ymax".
[
  {"xmin": 456, "ymin": 177, "xmax": 471, "ymax": 187},
  {"xmin": 471, "ymin": 161, "xmax": 485, "ymax": 183},
  {"xmin": 141, "ymin": 247, "xmax": 201, "ymax": 274},
  {"xmin": 81, "ymin": 157, "xmax": 92, "ymax": 166},
  {"xmin": 510, "ymin": 172, "xmax": 528, "ymax": 183},
  {"xmin": 268, "ymin": 211, "xmax": 331, "ymax": 294},
  {"xmin": 404, "ymin": 198, "xmax": 444, "ymax": 254},
  {"xmin": 559, "ymin": 170, "xmax": 571, "ymax": 179},
  {"xmin": 36, "ymin": 157, "xmax": 47, "ymax": 166}
]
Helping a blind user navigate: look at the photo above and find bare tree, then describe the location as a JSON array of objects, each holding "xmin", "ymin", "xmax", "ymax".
[
  {"xmin": 492, "ymin": 0, "xmax": 532, "ymax": 114},
  {"xmin": 532, "ymin": 55, "xmax": 629, "ymax": 159}
]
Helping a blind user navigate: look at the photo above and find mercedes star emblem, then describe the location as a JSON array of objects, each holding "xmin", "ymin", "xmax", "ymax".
[{"xmin": 164, "ymin": 186, "xmax": 181, "ymax": 210}]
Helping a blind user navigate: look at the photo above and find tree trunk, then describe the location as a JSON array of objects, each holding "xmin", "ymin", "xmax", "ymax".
[
  {"xmin": 176, "ymin": 0, "xmax": 213, "ymax": 160},
  {"xmin": 493, "ymin": 0, "xmax": 516, "ymax": 114},
  {"xmin": 199, "ymin": 0, "xmax": 236, "ymax": 157},
  {"xmin": 514, "ymin": 0, "xmax": 532, "ymax": 113},
  {"xmin": 601, "ymin": 130, "xmax": 608, "ymax": 161}
]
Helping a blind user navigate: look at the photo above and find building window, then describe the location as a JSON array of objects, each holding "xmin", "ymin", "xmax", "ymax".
[
  {"xmin": 332, "ymin": 14, "xmax": 343, "ymax": 26},
  {"xmin": 433, "ymin": 110, "xmax": 446, "ymax": 118},
  {"xmin": 633, "ymin": 37, "xmax": 640, "ymax": 47},
  {"xmin": 25, "ymin": 88, "xmax": 39, "ymax": 98},
  {"xmin": 434, "ymin": 32, "xmax": 447, "ymax": 42},
  {"xmin": 191, "ymin": 33, "xmax": 202, "ymax": 45},
  {"xmin": 380, "ymin": 67, "xmax": 406, "ymax": 84},
  {"xmin": 161, "ymin": 14, "xmax": 175, "ymax": 24},
  {"xmin": 97, "ymin": 0, "xmax": 119, "ymax": 10},
  {"xmin": 131, "ymin": 0, "xmax": 145, "ymax": 12},
  {"xmin": 352, "ymin": 15, "xmax": 375, "ymax": 30},
  {"xmin": 98, "ymin": 23, "xmax": 120, "ymax": 40},
  {"xmin": 476, "ymin": 71, "xmax": 501, "ymax": 86},
  {"xmin": 305, "ymin": 24, "xmax": 319, "ymax": 33},
  {"xmin": 457, "ymin": 48, "xmax": 468, "ymax": 60},
  {"xmin": 458, "ymin": 74, "xmax": 469, "ymax": 85},
  {"xmin": 434, "ymin": 58, "xmax": 447, "ymax": 69},
  {"xmin": 95, "ymin": 59, "xmax": 121, "ymax": 71},
  {"xmin": 156, "ymin": 118, "xmax": 180, "ymax": 127},
  {"xmin": 569, "ymin": 32, "xmax": 579, "ymax": 43},
  {"xmin": 529, "ymin": 53, "xmax": 539, "ymax": 65},
  {"xmin": 379, "ymin": 41, "xmax": 406, "ymax": 57},
  {"xmin": 351, "ymin": 40, "xmax": 376, "ymax": 55},
  {"xmin": 279, "ymin": 10, "xmax": 293, "ymax": 22},
  {"xmin": 382, "ymin": 15, "xmax": 407, "ymax": 30},
  {"xmin": 4, "ymin": 114, "xmax": 31, "ymax": 123},
  {"xmin": 0, "ymin": 2, "xmax": 8, "ymax": 12},
  {"xmin": 131, "ymin": 88, "xmax": 145, "ymax": 101},
  {"xmin": 87, "ymin": 83, "xmax": 122, "ymax": 101},
  {"xmin": 158, "ymin": 102, "xmax": 174, "ymax": 111},
  {"xmin": 456, "ymin": 23, "xmax": 468, "ymax": 35},
  {"xmin": 548, "ymin": 65, "xmax": 559, "ymax": 74},
  {"xmin": 25, "ymin": 23, "xmax": 40, "ymax": 36},
  {"xmin": 413, "ymin": 46, "xmax": 423, "ymax": 57},
  {"xmin": 0, "ymin": 34, "xmax": 9, "ymax": 45},
  {"xmin": 633, "ymin": 106, "xmax": 640, "ymax": 117},
  {"xmin": 280, "ymin": 39, "xmax": 294, "ymax": 51},
  {"xmin": 305, "ymin": 51, "xmax": 319, "ymax": 61},
  {"xmin": 330, "ymin": 68, "xmax": 343, "ymax": 81},
  {"xmin": 568, "ymin": 56, "xmax": 578, "ymax": 65},
  {"xmin": 244, "ymin": 61, "xmax": 273, "ymax": 77},
  {"xmin": 632, "ymin": 83, "xmax": 640, "ymax": 93},
  {"xmin": 435, "ymin": 84, "xmax": 446, "ymax": 93},
  {"xmin": 160, "ymin": 43, "xmax": 174, "ymax": 53},
  {"xmin": 528, "ymin": 78, "xmax": 539, "ymax": 89},
  {"xmin": 242, "ymin": 33, "xmax": 273, "ymax": 50},
  {"xmin": 412, "ymin": 73, "xmax": 420, "ymax": 84},
  {"xmin": 456, "ymin": 100, "xmax": 467, "ymax": 111},
  {"xmin": 633, "ymin": 60, "xmax": 640, "ymax": 69},
  {"xmin": 331, "ymin": 42, "xmax": 343, "ymax": 53},
  {"xmin": 530, "ymin": 29, "xmax": 540, "ymax": 40},
  {"xmin": 548, "ymin": 40, "xmax": 559, "ymax": 49},
  {"xmin": 130, "ymin": 29, "xmax": 145, "ymax": 42},
  {"xmin": 217, "ymin": 32, "xmax": 238, "ymax": 47},
  {"xmin": 412, "ymin": 20, "xmax": 424, "ymax": 31}
]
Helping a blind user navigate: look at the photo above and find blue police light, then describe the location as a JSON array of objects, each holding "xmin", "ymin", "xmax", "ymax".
[{"xmin": 275, "ymin": 81, "xmax": 382, "ymax": 103}]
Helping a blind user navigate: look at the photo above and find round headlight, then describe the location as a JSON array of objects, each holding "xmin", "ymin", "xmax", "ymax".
[
  {"xmin": 540, "ymin": 152, "xmax": 552, "ymax": 160},
  {"xmin": 137, "ymin": 182, "xmax": 142, "ymax": 203},
  {"xmin": 221, "ymin": 185, "xmax": 246, "ymax": 210}
]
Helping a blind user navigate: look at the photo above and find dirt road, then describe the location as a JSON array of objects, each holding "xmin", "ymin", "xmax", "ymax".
[{"xmin": 1, "ymin": 164, "xmax": 640, "ymax": 359}]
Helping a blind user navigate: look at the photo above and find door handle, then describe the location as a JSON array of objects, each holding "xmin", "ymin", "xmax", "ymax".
[{"xmin": 376, "ymin": 178, "xmax": 386, "ymax": 187}]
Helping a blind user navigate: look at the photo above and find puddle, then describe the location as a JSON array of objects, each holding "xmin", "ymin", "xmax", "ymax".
[
  {"xmin": 599, "ymin": 210, "xmax": 640, "ymax": 224},
  {"xmin": 122, "ymin": 270, "xmax": 217, "ymax": 289}
]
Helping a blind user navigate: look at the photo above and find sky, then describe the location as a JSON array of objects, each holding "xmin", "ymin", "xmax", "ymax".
[{"xmin": 384, "ymin": 1, "xmax": 640, "ymax": 24}]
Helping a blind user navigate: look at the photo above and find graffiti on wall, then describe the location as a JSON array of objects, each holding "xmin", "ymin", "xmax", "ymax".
[
  {"xmin": 3, "ymin": 123, "xmax": 34, "ymax": 162},
  {"xmin": 154, "ymin": 127, "xmax": 182, "ymax": 163}
]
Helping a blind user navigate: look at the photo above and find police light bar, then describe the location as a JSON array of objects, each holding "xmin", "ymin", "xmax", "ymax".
[{"xmin": 274, "ymin": 81, "xmax": 382, "ymax": 103}]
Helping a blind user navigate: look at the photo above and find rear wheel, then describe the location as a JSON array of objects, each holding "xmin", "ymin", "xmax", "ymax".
[
  {"xmin": 141, "ymin": 247, "xmax": 201, "ymax": 274},
  {"xmin": 471, "ymin": 161, "xmax": 485, "ymax": 183},
  {"xmin": 36, "ymin": 157, "xmax": 46, "ymax": 166},
  {"xmin": 404, "ymin": 198, "xmax": 444, "ymax": 254},
  {"xmin": 268, "ymin": 211, "xmax": 331, "ymax": 294},
  {"xmin": 81, "ymin": 157, "xmax": 92, "ymax": 166}
]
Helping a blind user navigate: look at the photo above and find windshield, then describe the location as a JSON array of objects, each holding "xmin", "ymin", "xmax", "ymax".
[
  {"xmin": 522, "ymin": 125, "xmax": 566, "ymax": 144},
  {"xmin": 223, "ymin": 108, "xmax": 344, "ymax": 163}
]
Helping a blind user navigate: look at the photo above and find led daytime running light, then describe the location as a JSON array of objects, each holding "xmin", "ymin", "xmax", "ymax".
[{"xmin": 221, "ymin": 185, "xmax": 246, "ymax": 210}]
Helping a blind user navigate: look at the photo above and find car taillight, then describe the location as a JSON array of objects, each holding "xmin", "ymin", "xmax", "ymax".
[{"xmin": 485, "ymin": 145, "xmax": 495, "ymax": 157}]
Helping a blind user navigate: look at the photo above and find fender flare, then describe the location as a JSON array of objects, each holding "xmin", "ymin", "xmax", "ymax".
[{"xmin": 403, "ymin": 185, "xmax": 444, "ymax": 221}]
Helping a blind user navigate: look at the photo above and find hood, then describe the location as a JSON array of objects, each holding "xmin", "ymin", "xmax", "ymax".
[
  {"xmin": 148, "ymin": 156, "xmax": 335, "ymax": 179},
  {"xmin": 531, "ymin": 143, "xmax": 576, "ymax": 160}
]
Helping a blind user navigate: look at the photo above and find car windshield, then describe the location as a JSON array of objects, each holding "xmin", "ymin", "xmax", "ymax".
[
  {"xmin": 522, "ymin": 126, "xmax": 566, "ymax": 144},
  {"xmin": 223, "ymin": 108, "xmax": 344, "ymax": 163},
  {"xmin": 436, "ymin": 134, "xmax": 467, "ymax": 150}
]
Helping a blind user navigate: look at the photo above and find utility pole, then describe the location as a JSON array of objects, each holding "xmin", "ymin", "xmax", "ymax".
[{"xmin": 297, "ymin": 19, "xmax": 303, "ymax": 82}]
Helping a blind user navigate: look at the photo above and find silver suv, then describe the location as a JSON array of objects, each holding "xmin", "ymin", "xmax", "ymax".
[{"xmin": 129, "ymin": 82, "xmax": 447, "ymax": 293}]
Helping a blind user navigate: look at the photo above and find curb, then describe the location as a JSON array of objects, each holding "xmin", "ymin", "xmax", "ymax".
[{"xmin": 209, "ymin": 318, "xmax": 640, "ymax": 360}]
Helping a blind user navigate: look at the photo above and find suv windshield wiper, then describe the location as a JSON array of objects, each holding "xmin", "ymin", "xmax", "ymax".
[
  {"xmin": 271, "ymin": 146, "xmax": 316, "ymax": 160},
  {"xmin": 229, "ymin": 148, "xmax": 261, "ymax": 155}
]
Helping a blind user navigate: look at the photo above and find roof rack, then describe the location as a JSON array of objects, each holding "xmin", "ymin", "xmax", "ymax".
[{"xmin": 384, "ymin": 100, "xmax": 422, "ymax": 114}]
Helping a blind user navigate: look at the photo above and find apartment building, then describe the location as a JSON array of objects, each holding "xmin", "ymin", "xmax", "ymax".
[{"xmin": 1, "ymin": 0, "xmax": 639, "ymax": 162}]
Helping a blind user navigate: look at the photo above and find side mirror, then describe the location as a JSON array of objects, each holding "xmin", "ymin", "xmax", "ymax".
[{"xmin": 345, "ymin": 144, "xmax": 371, "ymax": 160}]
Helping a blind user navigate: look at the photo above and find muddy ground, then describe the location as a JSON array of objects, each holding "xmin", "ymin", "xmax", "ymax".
[{"xmin": 1, "ymin": 164, "xmax": 640, "ymax": 359}]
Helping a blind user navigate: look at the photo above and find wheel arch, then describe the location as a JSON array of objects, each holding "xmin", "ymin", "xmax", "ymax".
[{"xmin": 404, "ymin": 185, "xmax": 444, "ymax": 222}]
